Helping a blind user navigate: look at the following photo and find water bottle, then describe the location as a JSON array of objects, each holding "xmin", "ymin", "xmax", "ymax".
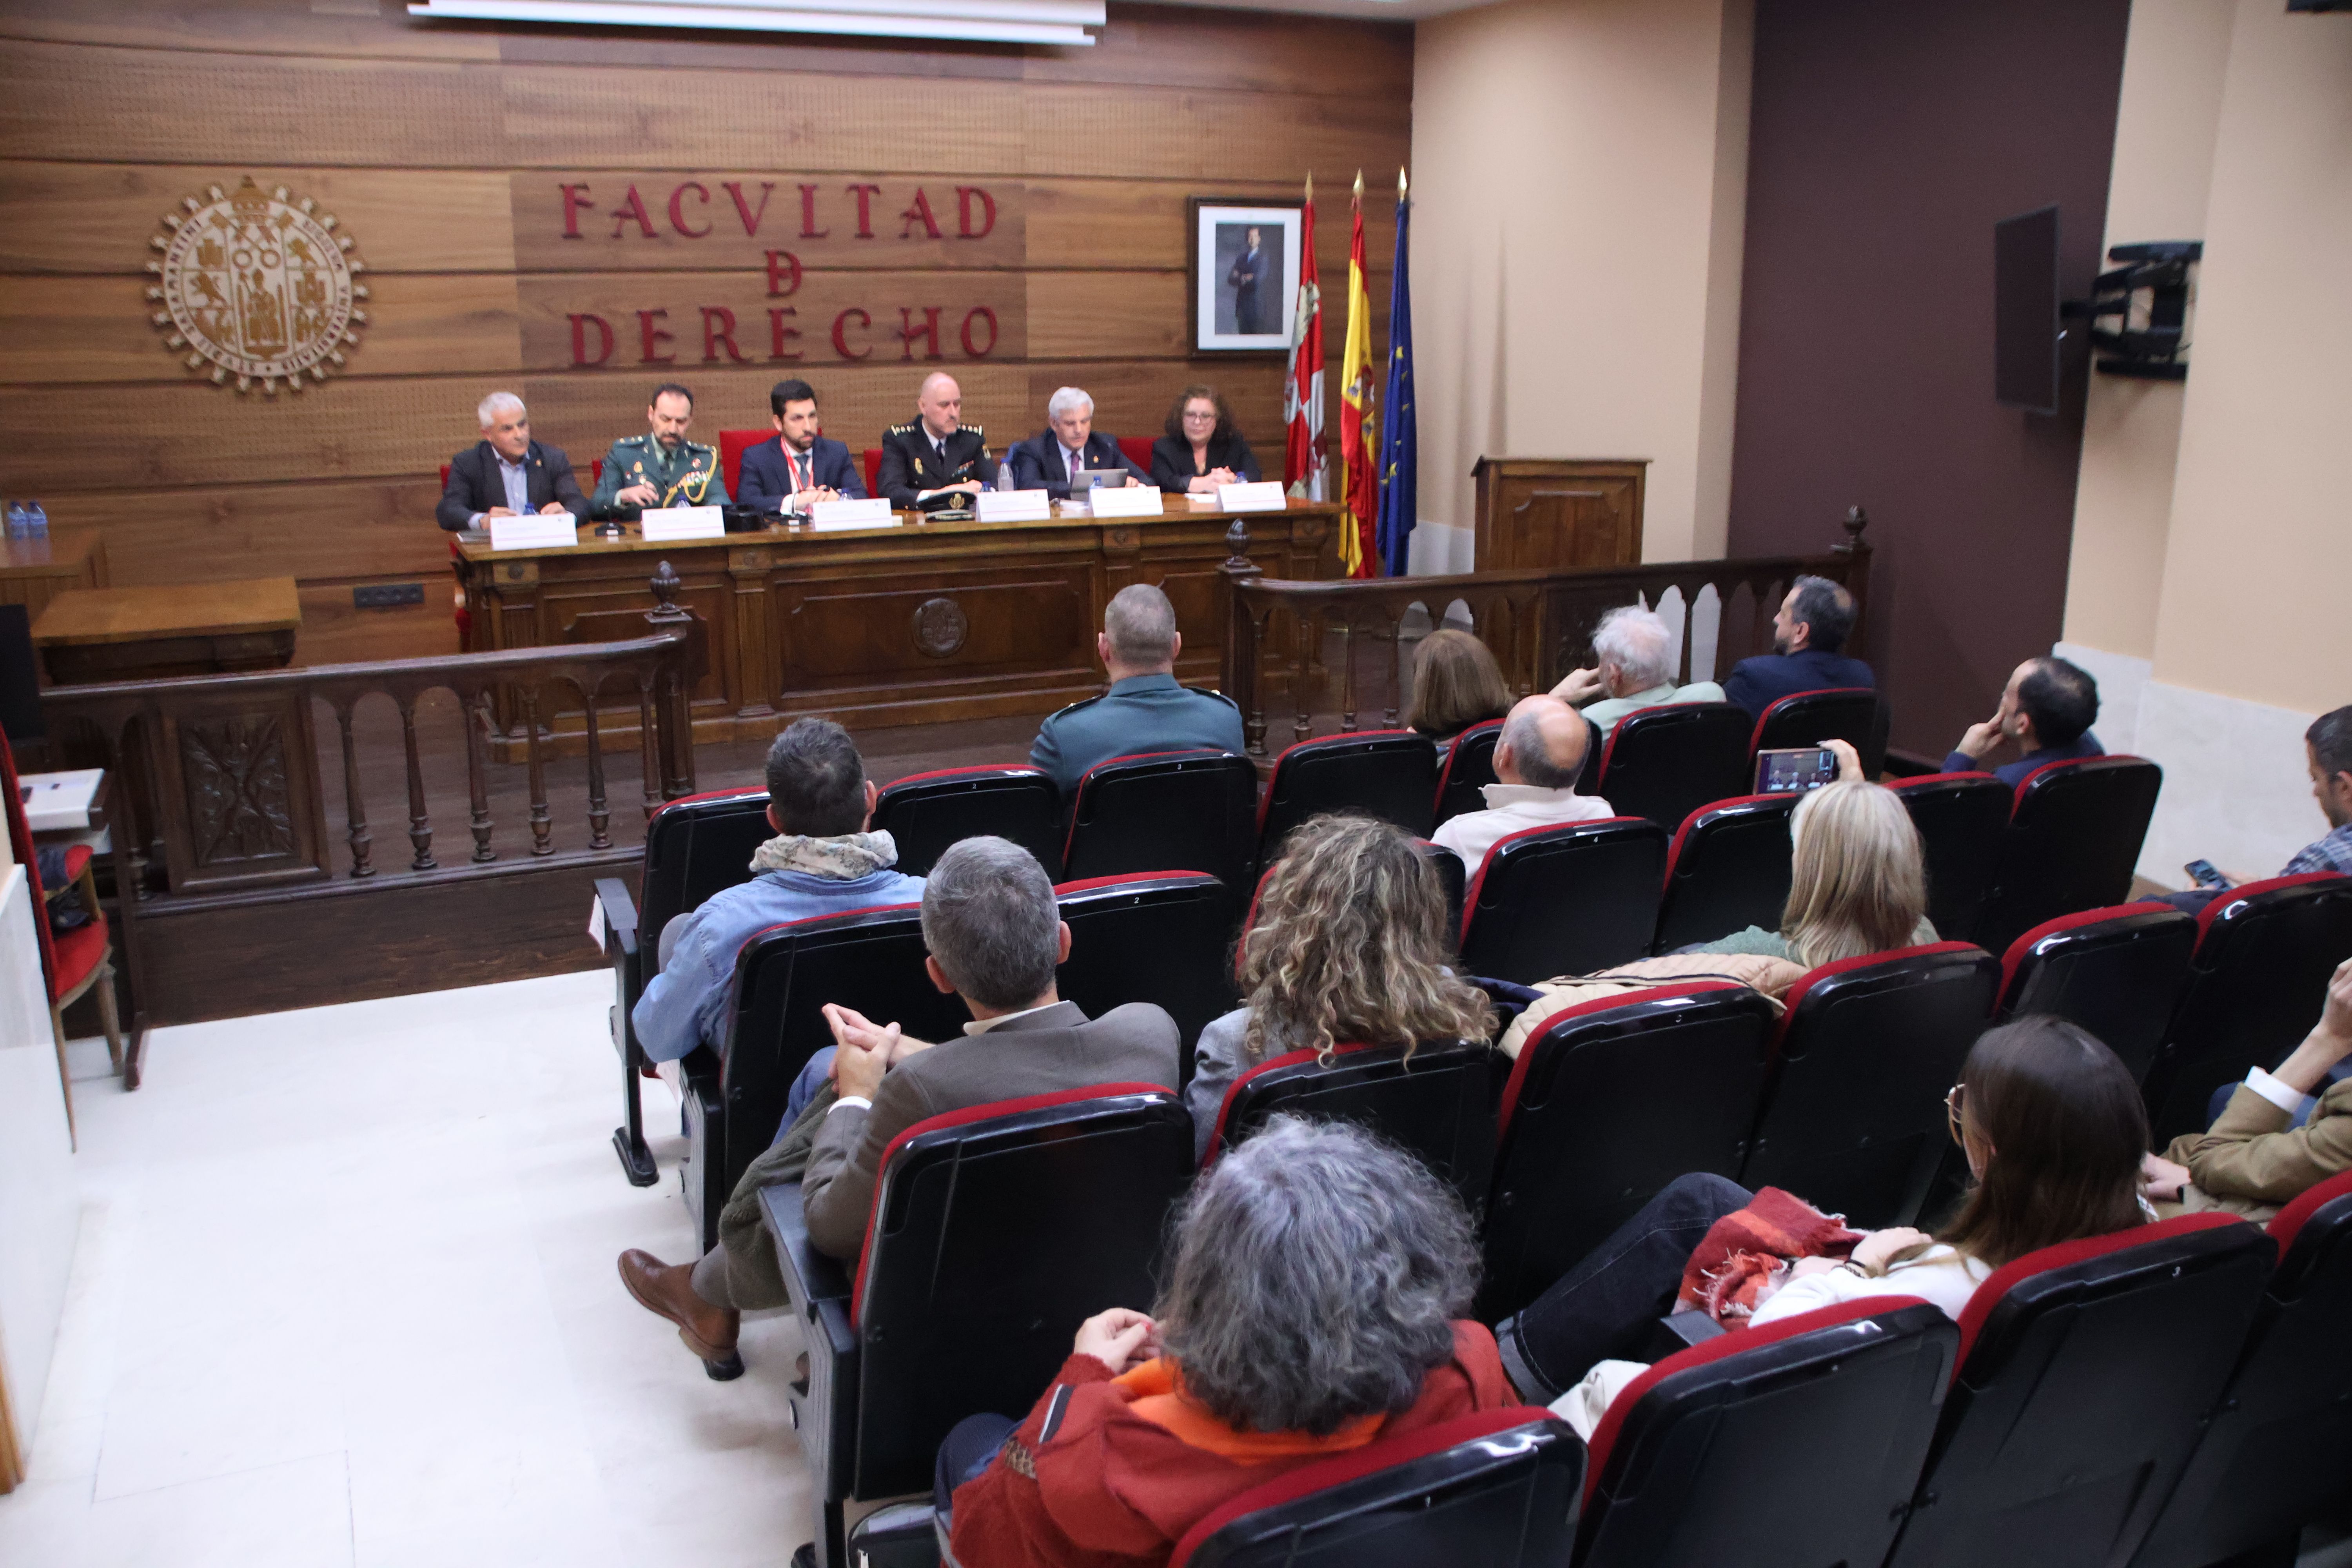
[
  {"xmin": 25, "ymin": 500, "xmax": 46, "ymax": 539},
  {"xmin": 5, "ymin": 502, "xmax": 24, "ymax": 541}
]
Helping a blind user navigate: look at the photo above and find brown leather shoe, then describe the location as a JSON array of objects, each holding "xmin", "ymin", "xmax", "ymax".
[{"xmin": 619, "ymin": 1249, "xmax": 743, "ymax": 1376}]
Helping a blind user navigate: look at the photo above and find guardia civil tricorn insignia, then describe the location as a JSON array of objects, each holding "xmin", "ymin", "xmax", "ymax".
[{"xmin": 147, "ymin": 177, "xmax": 369, "ymax": 395}]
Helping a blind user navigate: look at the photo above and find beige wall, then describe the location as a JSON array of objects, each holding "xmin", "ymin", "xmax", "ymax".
[{"xmin": 1408, "ymin": 0, "xmax": 1751, "ymax": 569}]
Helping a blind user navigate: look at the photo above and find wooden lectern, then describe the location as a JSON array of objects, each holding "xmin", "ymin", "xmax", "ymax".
[{"xmin": 1471, "ymin": 457, "xmax": 1648, "ymax": 570}]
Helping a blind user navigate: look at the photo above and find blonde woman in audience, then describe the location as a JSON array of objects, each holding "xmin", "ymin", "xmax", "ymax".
[
  {"xmin": 1403, "ymin": 628, "xmax": 1513, "ymax": 755},
  {"xmin": 1185, "ymin": 815, "xmax": 1495, "ymax": 1162}
]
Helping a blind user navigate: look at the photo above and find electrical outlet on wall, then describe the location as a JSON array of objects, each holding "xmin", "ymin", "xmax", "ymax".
[{"xmin": 353, "ymin": 583, "xmax": 426, "ymax": 610}]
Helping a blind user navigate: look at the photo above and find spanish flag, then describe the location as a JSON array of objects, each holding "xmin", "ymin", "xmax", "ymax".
[{"xmin": 1337, "ymin": 172, "xmax": 1377, "ymax": 578}]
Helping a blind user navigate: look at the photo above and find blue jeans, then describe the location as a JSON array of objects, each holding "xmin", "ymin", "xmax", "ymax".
[
  {"xmin": 935, "ymin": 1411, "xmax": 1018, "ymax": 1524},
  {"xmin": 774, "ymin": 1046, "xmax": 837, "ymax": 1143}
]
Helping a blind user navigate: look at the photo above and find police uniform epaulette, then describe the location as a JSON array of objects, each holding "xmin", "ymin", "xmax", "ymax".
[
  {"xmin": 1042, "ymin": 694, "xmax": 1103, "ymax": 722},
  {"xmin": 964, "ymin": 424, "xmax": 985, "ymax": 437},
  {"xmin": 887, "ymin": 421, "xmax": 918, "ymax": 436}
]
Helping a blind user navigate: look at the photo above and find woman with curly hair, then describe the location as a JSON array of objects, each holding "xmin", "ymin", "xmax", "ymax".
[{"xmin": 1183, "ymin": 813, "xmax": 1496, "ymax": 1162}]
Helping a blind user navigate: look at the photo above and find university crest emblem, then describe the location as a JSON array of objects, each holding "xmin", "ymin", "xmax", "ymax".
[{"xmin": 147, "ymin": 177, "xmax": 370, "ymax": 394}]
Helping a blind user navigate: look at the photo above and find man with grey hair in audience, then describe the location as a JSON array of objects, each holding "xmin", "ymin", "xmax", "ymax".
[
  {"xmin": 435, "ymin": 390, "xmax": 589, "ymax": 531},
  {"xmin": 1550, "ymin": 604, "xmax": 1726, "ymax": 739},
  {"xmin": 1432, "ymin": 693, "xmax": 1617, "ymax": 871},
  {"xmin": 1007, "ymin": 385, "xmax": 1154, "ymax": 498},
  {"xmin": 1029, "ymin": 582, "xmax": 1245, "ymax": 794},
  {"xmin": 618, "ymin": 837, "xmax": 1180, "ymax": 1379}
]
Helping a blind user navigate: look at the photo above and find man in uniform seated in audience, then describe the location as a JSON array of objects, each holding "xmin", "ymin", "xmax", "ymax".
[
  {"xmin": 631, "ymin": 718, "xmax": 923, "ymax": 1067},
  {"xmin": 1007, "ymin": 385, "xmax": 1154, "ymax": 499},
  {"xmin": 876, "ymin": 370, "xmax": 997, "ymax": 509},
  {"xmin": 618, "ymin": 837, "xmax": 1181, "ymax": 1377},
  {"xmin": 1722, "ymin": 575, "xmax": 1873, "ymax": 719},
  {"xmin": 735, "ymin": 377, "xmax": 864, "ymax": 512},
  {"xmin": 1943, "ymin": 654, "xmax": 2101, "ymax": 786},
  {"xmin": 1549, "ymin": 604, "xmax": 1726, "ymax": 740},
  {"xmin": 587, "ymin": 381, "xmax": 728, "ymax": 522},
  {"xmin": 435, "ymin": 391, "xmax": 588, "ymax": 532},
  {"xmin": 1431, "ymin": 693, "xmax": 1615, "ymax": 870},
  {"xmin": 1030, "ymin": 583, "xmax": 1243, "ymax": 795}
]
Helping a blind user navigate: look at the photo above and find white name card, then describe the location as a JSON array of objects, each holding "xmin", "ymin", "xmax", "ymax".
[
  {"xmin": 1088, "ymin": 485, "xmax": 1165, "ymax": 519},
  {"xmin": 1219, "ymin": 481, "xmax": 1289, "ymax": 514},
  {"xmin": 490, "ymin": 512, "xmax": 578, "ymax": 550},
  {"xmin": 808, "ymin": 495, "xmax": 895, "ymax": 531},
  {"xmin": 639, "ymin": 506, "xmax": 725, "ymax": 542},
  {"xmin": 976, "ymin": 489, "xmax": 1052, "ymax": 523}
]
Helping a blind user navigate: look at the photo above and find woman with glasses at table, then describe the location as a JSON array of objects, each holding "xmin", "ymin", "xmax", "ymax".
[
  {"xmin": 1149, "ymin": 385, "xmax": 1261, "ymax": 496},
  {"xmin": 1492, "ymin": 1015, "xmax": 2157, "ymax": 1410}
]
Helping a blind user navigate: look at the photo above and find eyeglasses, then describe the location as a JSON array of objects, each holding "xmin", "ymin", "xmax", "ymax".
[
  {"xmin": 1181, "ymin": 408, "xmax": 1217, "ymax": 423},
  {"xmin": 1944, "ymin": 1082, "xmax": 1965, "ymax": 1145}
]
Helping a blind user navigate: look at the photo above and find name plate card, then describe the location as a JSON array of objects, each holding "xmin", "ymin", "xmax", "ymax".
[
  {"xmin": 976, "ymin": 489, "xmax": 1052, "ymax": 523},
  {"xmin": 490, "ymin": 512, "xmax": 578, "ymax": 550},
  {"xmin": 639, "ymin": 506, "xmax": 726, "ymax": 542},
  {"xmin": 1088, "ymin": 485, "xmax": 1165, "ymax": 519},
  {"xmin": 808, "ymin": 496, "xmax": 895, "ymax": 531},
  {"xmin": 1219, "ymin": 481, "xmax": 1289, "ymax": 514}
]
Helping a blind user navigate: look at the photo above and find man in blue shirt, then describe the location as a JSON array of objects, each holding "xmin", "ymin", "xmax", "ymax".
[
  {"xmin": 632, "ymin": 718, "xmax": 924, "ymax": 1065},
  {"xmin": 1029, "ymin": 582, "xmax": 1244, "ymax": 795},
  {"xmin": 1722, "ymin": 575, "xmax": 1875, "ymax": 719},
  {"xmin": 1943, "ymin": 655, "xmax": 2102, "ymax": 787}
]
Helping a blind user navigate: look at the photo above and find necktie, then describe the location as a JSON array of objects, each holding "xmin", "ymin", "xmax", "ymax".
[
  {"xmin": 792, "ymin": 450, "xmax": 808, "ymax": 493},
  {"xmin": 1067, "ymin": 448, "xmax": 1080, "ymax": 484}
]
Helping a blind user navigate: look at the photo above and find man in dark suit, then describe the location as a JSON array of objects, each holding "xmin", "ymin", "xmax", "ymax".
[
  {"xmin": 1228, "ymin": 225, "xmax": 1268, "ymax": 334},
  {"xmin": 435, "ymin": 391, "xmax": 588, "ymax": 532},
  {"xmin": 876, "ymin": 371, "xmax": 998, "ymax": 509},
  {"xmin": 615, "ymin": 836, "xmax": 1180, "ymax": 1375},
  {"xmin": 1722, "ymin": 575, "xmax": 1876, "ymax": 719},
  {"xmin": 1007, "ymin": 385, "xmax": 1154, "ymax": 499},
  {"xmin": 1031, "ymin": 583, "xmax": 1243, "ymax": 795},
  {"xmin": 736, "ymin": 377, "xmax": 866, "ymax": 512}
]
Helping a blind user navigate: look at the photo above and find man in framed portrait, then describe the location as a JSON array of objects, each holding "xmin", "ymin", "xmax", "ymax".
[{"xmin": 1228, "ymin": 225, "xmax": 1267, "ymax": 335}]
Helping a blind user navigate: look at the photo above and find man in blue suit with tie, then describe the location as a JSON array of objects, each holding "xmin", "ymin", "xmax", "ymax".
[
  {"xmin": 1722, "ymin": 575, "xmax": 1876, "ymax": 719},
  {"xmin": 737, "ymin": 378, "xmax": 867, "ymax": 512},
  {"xmin": 1007, "ymin": 386, "xmax": 1154, "ymax": 499}
]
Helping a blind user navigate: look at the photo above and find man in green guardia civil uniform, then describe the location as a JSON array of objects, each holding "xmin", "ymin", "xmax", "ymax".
[{"xmin": 588, "ymin": 381, "xmax": 731, "ymax": 521}]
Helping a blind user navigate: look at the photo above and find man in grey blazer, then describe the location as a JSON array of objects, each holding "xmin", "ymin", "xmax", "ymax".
[{"xmin": 618, "ymin": 836, "xmax": 1180, "ymax": 1376}]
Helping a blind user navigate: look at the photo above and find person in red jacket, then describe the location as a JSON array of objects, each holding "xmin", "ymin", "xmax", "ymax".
[{"xmin": 939, "ymin": 1115, "xmax": 1517, "ymax": 1568}]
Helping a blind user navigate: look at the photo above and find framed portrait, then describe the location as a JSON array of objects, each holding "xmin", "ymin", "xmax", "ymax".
[{"xmin": 1188, "ymin": 198, "xmax": 1303, "ymax": 354}]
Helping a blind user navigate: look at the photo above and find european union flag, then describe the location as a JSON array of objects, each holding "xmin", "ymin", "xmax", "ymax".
[{"xmin": 1374, "ymin": 179, "xmax": 1416, "ymax": 578}]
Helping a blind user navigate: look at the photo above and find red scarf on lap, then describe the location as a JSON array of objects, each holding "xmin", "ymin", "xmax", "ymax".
[{"xmin": 1677, "ymin": 1187, "xmax": 1864, "ymax": 1322}]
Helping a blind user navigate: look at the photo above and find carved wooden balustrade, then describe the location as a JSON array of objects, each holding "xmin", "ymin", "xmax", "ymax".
[
  {"xmin": 1218, "ymin": 508, "xmax": 1873, "ymax": 757},
  {"xmin": 42, "ymin": 577, "xmax": 703, "ymax": 900}
]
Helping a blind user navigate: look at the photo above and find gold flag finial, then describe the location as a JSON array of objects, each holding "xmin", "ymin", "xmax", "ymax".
[
  {"xmin": 1352, "ymin": 169, "xmax": 1364, "ymax": 200},
  {"xmin": 1398, "ymin": 167, "xmax": 1408, "ymax": 200},
  {"xmin": 1305, "ymin": 171, "xmax": 1314, "ymax": 200}
]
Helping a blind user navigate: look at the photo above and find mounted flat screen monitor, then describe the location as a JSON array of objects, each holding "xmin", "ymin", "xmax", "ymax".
[{"xmin": 1994, "ymin": 204, "xmax": 2062, "ymax": 414}]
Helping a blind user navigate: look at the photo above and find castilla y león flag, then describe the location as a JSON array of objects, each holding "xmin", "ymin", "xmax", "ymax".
[
  {"xmin": 1338, "ymin": 172, "xmax": 1377, "ymax": 578},
  {"xmin": 1282, "ymin": 174, "xmax": 1326, "ymax": 505}
]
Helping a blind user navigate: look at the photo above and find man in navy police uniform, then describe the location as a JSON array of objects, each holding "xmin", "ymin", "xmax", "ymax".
[
  {"xmin": 736, "ymin": 377, "xmax": 866, "ymax": 512},
  {"xmin": 1030, "ymin": 583, "xmax": 1243, "ymax": 795},
  {"xmin": 1722, "ymin": 574, "xmax": 1875, "ymax": 719}
]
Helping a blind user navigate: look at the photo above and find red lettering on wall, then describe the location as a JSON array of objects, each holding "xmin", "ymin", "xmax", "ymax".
[
  {"xmin": 610, "ymin": 185, "xmax": 658, "ymax": 240},
  {"xmin": 844, "ymin": 183, "xmax": 882, "ymax": 239},
  {"xmin": 722, "ymin": 180, "xmax": 775, "ymax": 236},
  {"xmin": 831, "ymin": 308, "xmax": 872, "ymax": 360},
  {"xmin": 959, "ymin": 307, "xmax": 999, "ymax": 358},
  {"xmin": 764, "ymin": 250, "xmax": 802, "ymax": 298},
  {"xmin": 897, "ymin": 306, "xmax": 943, "ymax": 361},
  {"xmin": 701, "ymin": 307, "xmax": 749, "ymax": 363},
  {"xmin": 560, "ymin": 183, "xmax": 596, "ymax": 238},
  {"xmin": 898, "ymin": 189, "xmax": 942, "ymax": 241},
  {"xmin": 569, "ymin": 313, "xmax": 615, "ymax": 365},
  {"xmin": 668, "ymin": 182, "xmax": 712, "ymax": 238},
  {"xmin": 768, "ymin": 307, "xmax": 804, "ymax": 360},
  {"xmin": 638, "ymin": 308, "xmax": 677, "ymax": 363},
  {"xmin": 799, "ymin": 184, "xmax": 829, "ymax": 239},
  {"xmin": 955, "ymin": 187, "xmax": 996, "ymax": 241}
]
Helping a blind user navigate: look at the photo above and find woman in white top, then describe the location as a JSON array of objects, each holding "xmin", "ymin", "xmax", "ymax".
[{"xmin": 1494, "ymin": 1015, "xmax": 2153, "ymax": 1405}]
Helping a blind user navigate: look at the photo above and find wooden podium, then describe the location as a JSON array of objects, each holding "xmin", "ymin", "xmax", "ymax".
[{"xmin": 1471, "ymin": 458, "xmax": 1647, "ymax": 570}]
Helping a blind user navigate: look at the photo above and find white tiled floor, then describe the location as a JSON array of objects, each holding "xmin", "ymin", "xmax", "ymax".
[{"xmin": 0, "ymin": 971, "xmax": 815, "ymax": 1568}]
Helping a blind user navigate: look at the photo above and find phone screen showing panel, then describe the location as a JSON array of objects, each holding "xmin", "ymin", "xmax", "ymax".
[{"xmin": 1756, "ymin": 747, "xmax": 1838, "ymax": 795}]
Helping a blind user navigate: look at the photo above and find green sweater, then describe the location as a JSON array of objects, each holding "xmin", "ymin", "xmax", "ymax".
[{"xmin": 1696, "ymin": 916, "xmax": 1940, "ymax": 962}]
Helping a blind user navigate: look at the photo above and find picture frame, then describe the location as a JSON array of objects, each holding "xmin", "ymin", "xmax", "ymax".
[{"xmin": 1187, "ymin": 198, "xmax": 1304, "ymax": 354}]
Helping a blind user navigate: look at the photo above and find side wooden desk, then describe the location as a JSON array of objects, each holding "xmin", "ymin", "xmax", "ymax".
[
  {"xmin": 31, "ymin": 577, "xmax": 302, "ymax": 684},
  {"xmin": 454, "ymin": 501, "xmax": 1338, "ymax": 743},
  {"xmin": 0, "ymin": 528, "xmax": 109, "ymax": 628}
]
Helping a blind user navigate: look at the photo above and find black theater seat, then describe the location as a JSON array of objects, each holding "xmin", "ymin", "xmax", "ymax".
[
  {"xmin": 765, "ymin": 1084, "xmax": 1194, "ymax": 1568},
  {"xmin": 1054, "ymin": 872, "xmax": 1235, "ymax": 1085},
  {"xmin": 1432, "ymin": 718, "xmax": 1504, "ymax": 828},
  {"xmin": 1457, "ymin": 817, "xmax": 1668, "ymax": 984},
  {"xmin": 1994, "ymin": 902, "xmax": 2196, "ymax": 1085},
  {"xmin": 1749, "ymin": 686, "xmax": 1880, "ymax": 774},
  {"xmin": 1884, "ymin": 1215, "xmax": 2275, "ymax": 1568},
  {"xmin": 1888, "ymin": 772, "xmax": 2012, "ymax": 946},
  {"xmin": 1481, "ymin": 984, "xmax": 1777, "ymax": 1321},
  {"xmin": 2140, "ymin": 871, "xmax": 2352, "ymax": 1144},
  {"xmin": 1060, "ymin": 748, "xmax": 1258, "ymax": 897},
  {"xmin": 1418, "ymin": 838, "xmax": 1466, "ymax": 945},
  {"xmin": 1255, "ymin": 730, "xmax": 1438, "ymax": 866},
  {"xmin": 1576, "ymin": 1300, "xmax": 1956, "ymax": 1568},
  {"xmin": 1651, "ymin": 793, "xmax": 1798, "ymax": 953},
  {"xmin": 1592, "ymin": 702, "xmax": 1752, "ymax": 834},
  {"xmin": 1739, "ymin": 941, "xmax": 2000, "ymax": 1227},
  {"xmin": 1974, "ymin": 755, "xmax": 2164, "ymax": 956},
  {"xmin": 871, "ymin": 763, "xmax": 1063, "ymax": 877}
]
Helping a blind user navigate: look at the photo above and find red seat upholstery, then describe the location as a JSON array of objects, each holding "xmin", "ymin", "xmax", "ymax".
[
  {"xmin": 1888, "ymin": 772, "xmax": 2010, "ymax": 945},
  {"xmin": 1974, "ymin": 754, "xmax": 2164, "ymax": 956},
  {"xmin": 862, "ymin": 446, "xmax": 882, "ymax": 497},
  {"xmin": 1739, "ymin": 941, "xmax": 2000, "ymax": 1226},
  {"xmin": 1749, "ymin": 686, "xmax": 1882, "ymax": 774},
  {"xmin": 1885, "ymin": 1214, "xmax": 2275, "ymax": 1568},
  {"xmin": 47, "ymin": 920, "xmax": 107, "ymax": 1003},
  {"xmin": 718, "ymin": 428, "xmax": 766, "ymax": 496},
  {"xmin": 1054, "ymin": 872, "xmax": 1236, "ymax": 1084},
  {"xmin": 1060, "ymin": 748, "xmax": 1258, "ymax": 898},
  {"xmin": 2140, "ymin": 870, "xmax": 2352, "ymax": 1143},
  {"xmin": 1994, "ymin": 902, "xmax": 2195, "ymax": 1085},
  {"xmin": 1118, "ymin": 434, "xmax": 1152, "ymax": 472},
  {"xmin": 1167, "ymin": 1408, "xmax": 1581, "ymax": 1568},
  {"xmin": 1458, "ymin": 817, "xmax": 1667, "ymax": 985},
  {"xmin": 1255, "ymin": 730, "xmax": 1438, "ymax": 867},
  {"xmin": 1577, "ymin": 1300, "xmax": 1955, "ymax": 1568},
  {"xmin": 1593, "ymin": 702, "xmax": 1751, "ymax": 833},
  {"xmin": 1430, "ymin": 718, "xmax": 1503, "ymax": 828},
  {"xmin": 871, "ymin": 764, "xmax": 1061, "ymax": 878},
  {"xmin": 1651, "ymin": 792, "xmax": 1797, "ymax": 953}
]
